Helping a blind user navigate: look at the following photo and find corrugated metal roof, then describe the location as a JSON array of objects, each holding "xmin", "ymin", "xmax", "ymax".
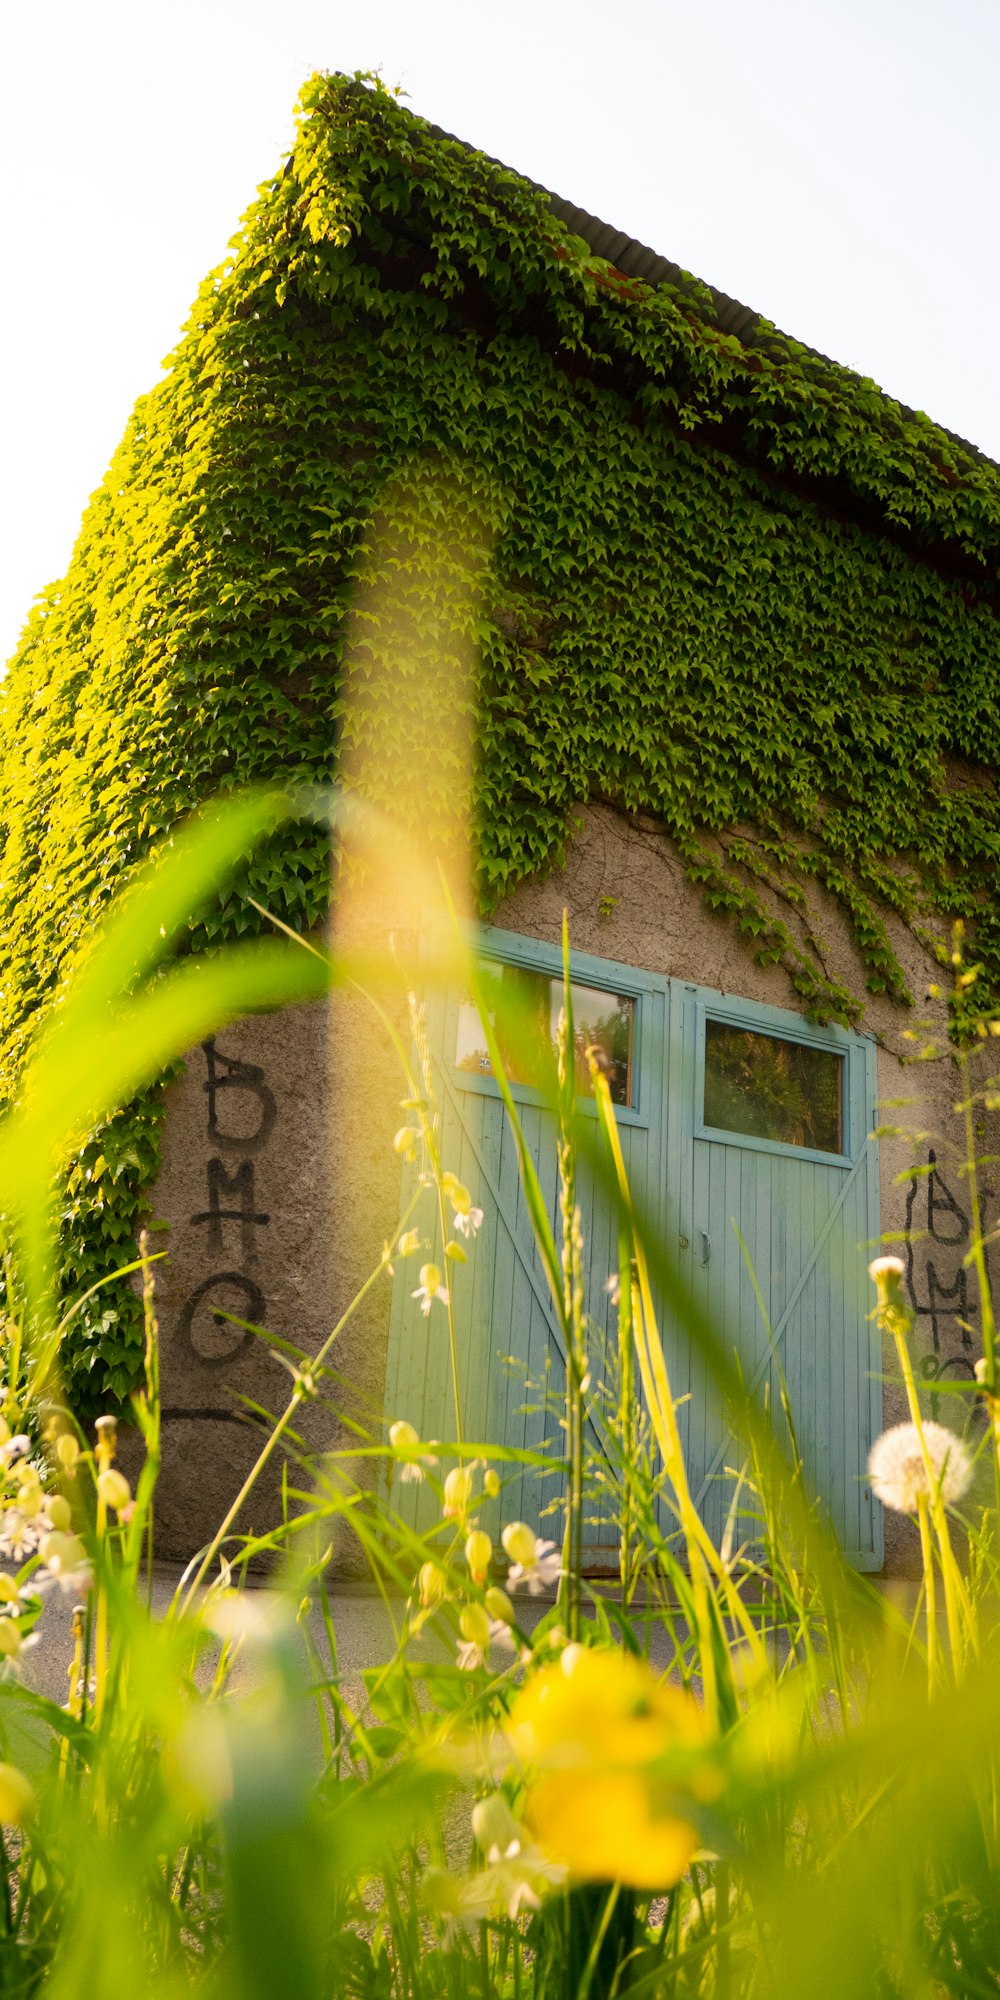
[
  {"xmin": 545, "ymin": 194, "xmax": 998, "ymax": 471},
  {"xmin": 545, "ymin": 194, "xmax": 766, "ymax": 349},
  {"xmin": 421, "ymin": 107, "xmax": 996, "ymax": 470}
]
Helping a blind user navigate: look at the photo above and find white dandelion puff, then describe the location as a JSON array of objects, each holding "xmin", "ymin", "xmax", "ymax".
[
  {"xmin": 868, "ymin": 1421, "xmax": 973, "ymax": 1513},
  {"xmin": 868, "ymin": 1255, "xmax": 906, "ymax": 1282}
]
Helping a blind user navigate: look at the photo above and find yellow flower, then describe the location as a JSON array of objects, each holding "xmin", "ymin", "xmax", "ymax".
[
  {"xmin": 507, "ymin": 1646, "xmax": 713, "ymax": 1889},
  {"xmin": 509, "ymin": 1645, "xmax": 707, "ymax": 1769},
  {"xmin": 0, "ymin": 1763, "xmax": 32, "ymax": 1826},
  {"xmin": 526, "ymin": 1769, "xmax": 698, "ymax": 1888}
]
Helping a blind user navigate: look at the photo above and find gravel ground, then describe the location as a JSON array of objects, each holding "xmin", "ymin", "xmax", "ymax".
[{"xmin": 16, "ymin": 1563, "xmax": 688, "ymax": 1712}]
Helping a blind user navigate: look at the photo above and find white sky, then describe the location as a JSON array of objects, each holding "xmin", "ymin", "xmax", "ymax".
[{"xmin": 3, "ymin": 0, "xmax": 999, "ymax": 666}]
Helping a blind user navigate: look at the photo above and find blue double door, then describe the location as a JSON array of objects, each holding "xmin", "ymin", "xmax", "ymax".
[{"xmin": 384, "ymin": 928, "xmax": 882, "ymax": 1570}]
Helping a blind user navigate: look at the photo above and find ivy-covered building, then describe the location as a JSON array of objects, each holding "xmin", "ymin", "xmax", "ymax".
[{"xmin": 3, "ymin": 73, "xmax": 999, "ymax": 1569}]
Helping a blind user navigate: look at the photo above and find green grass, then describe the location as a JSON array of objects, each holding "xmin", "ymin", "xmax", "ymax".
[{"xmin": 0, "ymin": 791, "xmax": 996, "ymax": 1999}]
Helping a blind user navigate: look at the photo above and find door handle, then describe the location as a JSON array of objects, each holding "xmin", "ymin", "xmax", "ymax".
[{"xmin": 699, "ymin": 1230, "xmax": 711, "ymax": 1265}]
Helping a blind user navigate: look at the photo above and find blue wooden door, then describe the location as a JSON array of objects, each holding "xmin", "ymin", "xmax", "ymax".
[
  {"xmin": 664, "ymin": 983, "xmax": 882, "ymax": 1570},
  {"xmin": 384, "ymin": 930, "xmax": 670, "ymax": 1565},
  {"xmin": 383, "ymin": 934, "xmax": 882, "ymax": 1570}
]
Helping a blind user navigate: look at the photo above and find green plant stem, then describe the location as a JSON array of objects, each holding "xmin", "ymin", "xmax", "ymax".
[
  {"xmin": 890, "ymin": 1313, "xmax": 976, "ymax": 1671},
  {"xmin": 917, "ymin": 1493, "xmax": 938, "ymax": 1690},
  {"xmin": 558, "ymin": 918, "xmax": 584, "ymax": 1643},
  {"xmin": 957, "ymin": 1032, "xmax": 1000, "ymax": 1524},
  {"xmin": 176, "ymin": 1211, "xmax": 417, "ymax": 1617}
]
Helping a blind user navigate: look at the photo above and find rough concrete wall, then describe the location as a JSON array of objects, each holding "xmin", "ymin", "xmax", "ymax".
[
  {"xmin": 147, "ymin": 805, "xmax": 993, "ymax": 1573},
  {"xmin": 146, "ymin": 979, "xmax": 405, "ymax": 1563}
]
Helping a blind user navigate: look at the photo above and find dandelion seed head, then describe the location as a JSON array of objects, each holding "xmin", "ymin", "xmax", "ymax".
[
  {"xmin": 868, "ymin": 1255, "xmax": 905, "ymax": 1281},
  {"xmin": 867, "ymin": 1421, "xmax": 973, "ymax": 1512}
]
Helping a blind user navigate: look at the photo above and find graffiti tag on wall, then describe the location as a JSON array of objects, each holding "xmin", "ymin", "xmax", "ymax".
[
  {"xmin": 163, "ymin": 1039, "xmax": 275, "ymax": 1427},
  {"xmin": 904, "ymin": 1147, "xmax": 992, "ymax": 1410}
]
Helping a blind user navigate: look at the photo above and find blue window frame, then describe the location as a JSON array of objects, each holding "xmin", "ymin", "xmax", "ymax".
[{"xmin": 694, "ymin": 995, "xmax": 854, "ymax": 1167}]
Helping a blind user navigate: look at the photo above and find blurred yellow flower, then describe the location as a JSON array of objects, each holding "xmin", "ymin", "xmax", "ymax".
[
  {"xmin": 0, "ymin": 1763, "xmax": 32, "ymax": 1826},
  {"xmin": 507, "ymin": 1646, "xmax": 715, "ymax": 1889},
  {"xmin": 526, "ymin": 1769, "xmax": 698, "ymax": 1888},
  {"xmin": 509, "ymin": 1645, "xmax": 708, "ymax": 1768}
]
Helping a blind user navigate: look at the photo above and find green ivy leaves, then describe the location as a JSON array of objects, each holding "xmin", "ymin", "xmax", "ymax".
[{"xmin": 3, "ymin": 69, "xmax": 1000, "ymax": 1407}]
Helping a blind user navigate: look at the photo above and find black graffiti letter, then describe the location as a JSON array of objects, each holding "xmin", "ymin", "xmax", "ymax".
[
  {"xmin": 925, "ymin": 1151, "xmax": 968, "ymax": 1246},
  {"xmin": 178, "ymin": 1271, "xmax": 263, "ymax": 1368},
  {"xmin": 202, "ymin": 1038, "xmax": 276, "ymax": 1153},
  {"xmin": 191, "ymin": 1158, "xmax": 269, "ymax": 1262}
]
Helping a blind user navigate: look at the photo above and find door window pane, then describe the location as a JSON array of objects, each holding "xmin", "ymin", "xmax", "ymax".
[
  {"xmin": 455, "ymin": 964, "xmax": 635, "ymax": 1106},
  {"xmin": 703, "ymin": 1018, "xmax": 843, "ymax": 1153}
]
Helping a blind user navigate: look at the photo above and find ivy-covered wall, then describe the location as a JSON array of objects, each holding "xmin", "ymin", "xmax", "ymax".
[{"xmin": 3, "ymin": 70, "xmax": 1000, "ymax": 1408}]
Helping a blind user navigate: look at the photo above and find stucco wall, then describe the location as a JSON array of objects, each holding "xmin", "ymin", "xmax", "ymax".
[{"xmin": 146, "ymin": 804, "xmax": 992, "ymax": 1572}]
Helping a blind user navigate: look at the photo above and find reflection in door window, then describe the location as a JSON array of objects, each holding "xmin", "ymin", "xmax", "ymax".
[
  {"xmin": 703, "ymin": 1018, "xmax": 843, "ymax": 1153},
  {"xmin": 455, "ymin": 964, "xmax": 635, "ymax": 1107}
]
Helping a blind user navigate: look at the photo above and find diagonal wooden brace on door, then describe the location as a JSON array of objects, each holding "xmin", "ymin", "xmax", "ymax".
[
  {"xmin": 691, "ymin": 1138, "xmax": 871, "ymax": 1513},
  {"xmin": 435, "ymin": 1055, "xmax": 617, "ymax": 1468}
]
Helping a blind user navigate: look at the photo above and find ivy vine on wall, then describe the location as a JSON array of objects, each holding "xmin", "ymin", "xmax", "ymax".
[{"xmin": 3, "ymin": 70, "xmax": 1000, "ymax": 1408}]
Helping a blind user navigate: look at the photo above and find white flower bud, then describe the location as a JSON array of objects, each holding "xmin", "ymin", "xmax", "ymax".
[
  {"xmin": 389, "ymin": 1420, "xmax": 420, "ymax": 1453},
  {"xmin": 485, "ymin": 1585, "xmax": 514, "ymax": 1625},
  {"xmin": 418, "ymin": 1562, "xmax": 448, "ymax": 1609},
  {"xmin": 465, "ymin": 1530, "xmax": 492, "ymax": 1582},
  {"xmin": 459, "ymin": 1602, "xmax": 491, "ymax": 1650},
  {"xmin": 97, "ymin": 1469, "xmax": 131, "ymax": 1512},
  {"xmin": 471, "ymin": 1791, "xmax": 521, "ymax": 1854},
  {"xmin": 443, "ymin": 1466, "xmax": 473, "ymax": 1517},
  {"xmin": 501, "ymin": 1521, "xmax": 538, "ymax": 1568}
]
